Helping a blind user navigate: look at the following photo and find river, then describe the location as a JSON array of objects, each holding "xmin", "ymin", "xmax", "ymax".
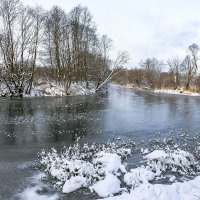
[{"xmin": 0, "ymin": 84, "xmax": 200, "ymax": 199}]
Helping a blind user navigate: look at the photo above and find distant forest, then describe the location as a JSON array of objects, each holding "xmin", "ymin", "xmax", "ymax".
[{"xmin": 113, "ymin": 44, "xmax": 200, "ymax": 92}]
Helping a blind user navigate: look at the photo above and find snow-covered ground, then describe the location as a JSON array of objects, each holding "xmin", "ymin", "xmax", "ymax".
[
  {"xmin": 104, "ymin": 177, "xmax": 200, "ymax": 200},
  {"xmin": 154, "ymin": 89, "xmax": 200, "ymax": 96},
  {"xmin": 38, "ymin": 140, "xmax": 200, "ymax": 199},
  {"xmin": 0, "ymin": 81, "xmax": 96, "ymax": 98},
  {"xmin": 124, "ymin": 84, "xmax": 200, "ymax": 97}
]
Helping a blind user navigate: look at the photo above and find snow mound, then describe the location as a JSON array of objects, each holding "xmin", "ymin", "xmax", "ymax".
[
  {"xmin": 90, "ymin": 174, "xmax": 122, "ymax": 198},
  {"xmin": 123, "ymin": 149, "xmax": 198, "ymax": 190},
  {"xmin": 62, "ymin": 176, "xmax": 87, "ymax": 193},
  {"xmin": 39, "ymin": 142, "xmax": 131, "ymax": 196},
  {"xmin": 145, "ymin": 149, "xmax": 196, "ymax": 175},
  {"xmin": 93, "ymin": 152, "xmax": 122, "ymax": 176},
  {"xmin": 40, "ymin": 148, "xmax": 96, "ymax": 184},
  {"xmin": 124, "ymin": 166, "xmax": 156, "ymax": 187}
]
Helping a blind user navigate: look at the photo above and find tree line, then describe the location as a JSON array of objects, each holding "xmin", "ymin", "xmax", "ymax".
[
  {"xmin": 0, "ymin": 0, "xmax": 116, "ymax": 97},
  {"xmin": 2, "ymin": 0, "xmax": 199, "ymax": 97},
  {"xmin": 113, "ymin": 43, "xmax": 200, "ymax": 92}
]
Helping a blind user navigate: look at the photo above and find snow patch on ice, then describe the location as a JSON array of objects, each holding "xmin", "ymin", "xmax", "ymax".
[
  {"xmin": 20, "ymin": 186, "xmax": 58, "ymax": 200},
  {"xmin": 19, "ymin": 172, "xmax": 58, "ymax": 200}
]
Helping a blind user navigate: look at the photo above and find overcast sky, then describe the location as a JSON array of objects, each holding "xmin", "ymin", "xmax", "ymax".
[{"xmin": 21, "ymin": 0, "xmax": 200, "ymax": 66}]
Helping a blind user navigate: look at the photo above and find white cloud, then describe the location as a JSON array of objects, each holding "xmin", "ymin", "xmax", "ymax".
[{"xmin": 21, "ymin": 0, "xmax": 200, "ymax": 65}]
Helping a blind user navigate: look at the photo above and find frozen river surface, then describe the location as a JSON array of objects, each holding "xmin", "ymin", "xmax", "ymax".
[{"xmin": 0, "ymin": 84, "xmax": 200, "ymax": 199}]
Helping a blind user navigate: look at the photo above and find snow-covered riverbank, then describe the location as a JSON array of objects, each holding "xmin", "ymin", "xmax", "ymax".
[
  {"xmin": 38, "ymin": 139, "xmax": 200, "ymax": 199},
  {"xmin": 26, "ymin": 82, "xmax": 96, "ymax": 97},
  {"xmin": 0, "ymin": 81, "xmax": 96, "ymax": 98},
  {"xmin": 125, "ymin": 84, "xmax": 200, "ymax": 97},
  {"xmin": 154, "ymin": 89, "xmax": 200, "ymax": 97}
]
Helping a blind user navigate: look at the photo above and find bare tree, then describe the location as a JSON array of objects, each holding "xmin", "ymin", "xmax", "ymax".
[
  {"xmin": 0, "ymin": 0, "xmax": 44, "ymax": 96},
  {"xmin": 100, "ymin": 35, "xmax": 112, "ymax": 68},
  {"xmin": 25, "ymin": 7, "xmax": 44, "ymax": 94},
  {"xmin": 43, "ymin": 6, "xmax": 66, "ymax": 83},
  {"xmin": 42, "ymin": 4, "xmax": 111, "ymax": 91},
  {"xmin": 95, "ymin": 51, "xmax": 130, "ymax": 91},
  {"xmin": 182, "ymin": 43, "xmax": 199, "ymax": 90},
  {"xmin": 0, "ymin": 0, "xmax": 21, "ymax": 95},
  {"xmin": 140, "ymin": 58, "xmax": 161, "ymax": 89},
  {"xmin": 167, "ymin": 57, "xmax": 181, "ymax": 89}
]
